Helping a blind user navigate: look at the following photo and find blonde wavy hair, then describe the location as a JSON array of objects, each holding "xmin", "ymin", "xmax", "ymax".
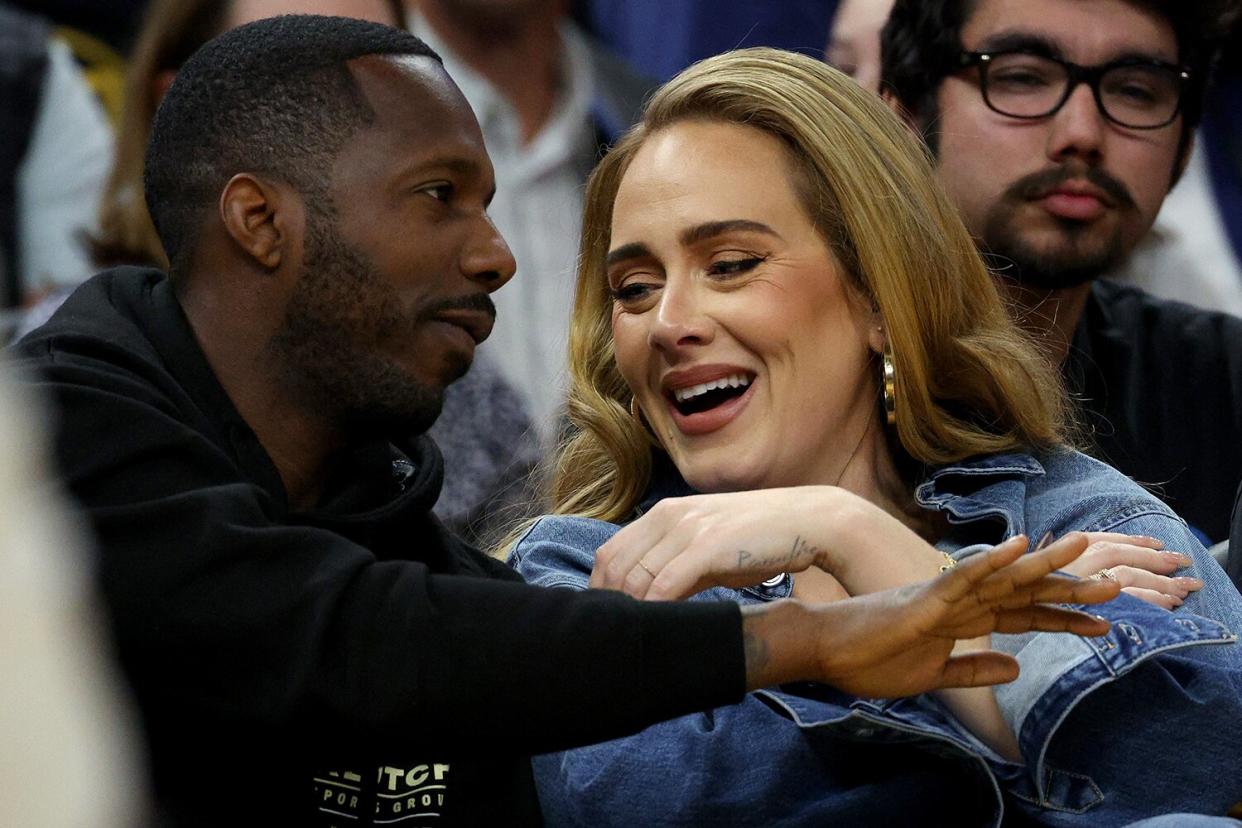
[{"xmin": 545, "ymin": 47, "xmax": 1069, "ymax": 526}]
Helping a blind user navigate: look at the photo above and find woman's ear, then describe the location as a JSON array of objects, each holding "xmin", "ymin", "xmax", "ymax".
[
  {"xmin": 867, "ymin": 308, "xmax": 888, "ymax": 355},
  {"xmin": 218, "ymin": 173, "xmax": 294, "ymax": 271}
]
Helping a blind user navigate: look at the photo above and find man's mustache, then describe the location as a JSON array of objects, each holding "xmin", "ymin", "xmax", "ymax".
[
  {"xmin": 1006, "ymin": 164, "xmax": 1136, "ymax": 209},
  {"xmin": 421, "ymin": 292, "xmax": 497, "ymax": 322}
]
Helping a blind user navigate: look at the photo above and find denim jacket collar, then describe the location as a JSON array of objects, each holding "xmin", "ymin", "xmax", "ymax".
[
  {"xmin": 641, "ymin": 450, "xmax": 1047, "ymax": 537},
  {"xmin": 914, "ymin": 452, "xmax": 1046, "ymax": 539}
]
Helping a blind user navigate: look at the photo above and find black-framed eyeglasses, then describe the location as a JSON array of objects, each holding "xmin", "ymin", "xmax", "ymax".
[{"xmin": 959, "ymin": 50, "xmax": 1191, "ymax": 129}]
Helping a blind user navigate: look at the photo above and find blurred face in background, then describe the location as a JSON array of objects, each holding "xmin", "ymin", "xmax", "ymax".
[
  {"xmin": 931, "ymin": 0, "xmax": 1184, "ymax": 289},
  {"xmin": 825, "ymin": 0, "xmax": 896, "ymax": 92}
]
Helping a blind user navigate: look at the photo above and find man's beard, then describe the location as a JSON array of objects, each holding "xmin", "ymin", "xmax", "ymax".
[
  {"xmin": 980, "ymin": 165, "xmax": 1138, "ymax": 291},
  {"xmin": 268, "ymin": 209, "xmax": 444, "ymax": 437}
]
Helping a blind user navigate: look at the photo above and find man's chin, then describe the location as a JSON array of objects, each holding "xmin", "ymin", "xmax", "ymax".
[{"xmin": 983, "ymin": 219, "xmax": 1124, "ymax": 290}]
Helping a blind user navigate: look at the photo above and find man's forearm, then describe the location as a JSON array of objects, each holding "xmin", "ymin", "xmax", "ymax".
[{"xmin": 740, "ymin": 600, "xmax": 820, "ymax": 690}]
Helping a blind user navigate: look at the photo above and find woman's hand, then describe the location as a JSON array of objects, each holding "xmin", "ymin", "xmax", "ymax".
[
  {"xmin": 591, "ymin": 488, "xmax": 944, "ymax": 600},
  {"xmin": 743, "ymin": 533, "xmax": 1119, "ymax": 697},
  {"xmin": 1049, "ymin": 532, "xmax": 1203, "ymax": 609}
]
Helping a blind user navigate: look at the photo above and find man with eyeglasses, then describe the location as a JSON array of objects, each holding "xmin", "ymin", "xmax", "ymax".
[{"xmin": 881, "ymin": 0, "xmax": 1242, "ymax": 550}]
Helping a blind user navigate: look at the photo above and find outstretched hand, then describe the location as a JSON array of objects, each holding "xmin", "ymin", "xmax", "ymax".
[{"xmin": 744, "ymin": 532, "xmax": 1119, "ymax": 698}]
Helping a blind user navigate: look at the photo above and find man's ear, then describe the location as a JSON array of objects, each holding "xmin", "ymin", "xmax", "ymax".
[
  {"xmin": 881, "ymin": 87, "xmax": 917, "ymax": 128},
  {"xmin": 218, "ymin": 173, "xmax": 294, "ymax": 271}
]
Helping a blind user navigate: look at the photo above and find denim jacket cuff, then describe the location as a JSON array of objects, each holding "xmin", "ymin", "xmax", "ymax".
[{"xmin": 1000, "ymin": 595, "xmax": 1236, "ymax": 802}]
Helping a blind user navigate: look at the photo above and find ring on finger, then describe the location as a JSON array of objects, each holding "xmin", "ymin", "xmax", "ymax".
[
  {"xmin": 1091, "ymin": 567, "xmax": 1119, "ymax": 583},
  {"xmin": 638, "ymin": 559, "xmax": 657, "ymax": 578}
]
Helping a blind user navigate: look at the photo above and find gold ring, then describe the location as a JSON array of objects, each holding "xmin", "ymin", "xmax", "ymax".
[
  {"xmin": 1092, "ymin": 568, "xmax": 1118, "ymax": 583},
  {"xmin": 638, "ymin": 560, "xmax": 657, "ymax": 578}
]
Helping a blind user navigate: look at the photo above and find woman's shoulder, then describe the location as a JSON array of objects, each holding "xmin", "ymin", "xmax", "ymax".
[
  {"xmin": 1025, "ymin": 447, "xmax": 1188, "ymax": 535},
  {"xmin": 506, "ymin": 515, "xmax": 622, "ymax": 589}
]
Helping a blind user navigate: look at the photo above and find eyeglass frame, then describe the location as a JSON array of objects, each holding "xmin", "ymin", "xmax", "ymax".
[{"xmin": 957, "ymin": 49, "xmax": 1193, "ymax": 130}]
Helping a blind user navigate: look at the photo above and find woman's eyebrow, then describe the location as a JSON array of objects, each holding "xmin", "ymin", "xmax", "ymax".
[
  {"xmin": 606, "ymin": 220, "xmax": 783, "ymax": 267},
  {"xmin": 680, "ymin": 219, "xmax": 783, "ymax": 246},
  {"xmin": 606, "ymin": 242, "xmax": 651, "ymax": 267}
]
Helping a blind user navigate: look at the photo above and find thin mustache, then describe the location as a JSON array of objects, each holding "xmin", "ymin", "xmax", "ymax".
[
  {"xmin": 1009, "ymin": 165, "xmax": 1136, "ymax": 209},
  {"xmin": 422, "ymin": 293, "xmax": 497, "ymax": 321}
]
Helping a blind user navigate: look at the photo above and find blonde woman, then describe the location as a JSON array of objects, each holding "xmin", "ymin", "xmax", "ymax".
[{"xmin": 508, "ymin": 49, "xmax": 1242, "ymax": 825}]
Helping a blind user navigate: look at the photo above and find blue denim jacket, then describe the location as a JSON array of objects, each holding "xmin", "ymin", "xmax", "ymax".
[{"xmin": 510, "ymin": 449, "xmax": 1242, "ymax": 827}]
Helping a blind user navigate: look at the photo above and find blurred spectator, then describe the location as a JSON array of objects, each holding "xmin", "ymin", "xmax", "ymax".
[
  {"xmin": 7, "ymin": 0, "xmax": 150, "ymax": 53},
  {"xmin": 7, "ymin": 2, "xmax": 147, "ymax": 124},
  {"xmin": 1107, "ymin": 15, "xmax": 1242, "ymax": 314},
  {"xmin": 407, "ymin": 0, "xmax": 653, "ymax": 437},
  {"xmin": 825, "ymin": 0, "xmax": 893, "ymax": 93},
  {"xmin": 0, "ymin": 364, "xmax": 145, "ymax": 827},
  {"xmin": 579, "ymin": 0, "xmax": 838, "ymax": 82},
  {"xmin": 1, "ymin": 2, "xmax": 113, "ymax": 310}
]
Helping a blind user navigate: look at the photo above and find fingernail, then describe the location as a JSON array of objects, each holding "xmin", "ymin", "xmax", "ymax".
[
  {"xmin": 1174, "ymin": 577, "xmax": 1204, "ymax": 591},
  {"xmin": 1161, "ymin": 551, "xmax": 1193, "ymax": 566},
  {"xmin": 1139, "ymin": 536, "xmax": 1164, "ymax": 547}
]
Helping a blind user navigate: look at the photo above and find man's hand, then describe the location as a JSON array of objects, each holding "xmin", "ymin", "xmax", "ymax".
[{"xmin": 741, "ymin": 533, "xmax": 1118, "ymax": 697}]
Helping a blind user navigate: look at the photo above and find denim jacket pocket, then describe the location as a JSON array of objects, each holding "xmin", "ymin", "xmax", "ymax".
[{"xmin": 1008, "ymin": 766, "xmax": 1104, "ymax": 814}]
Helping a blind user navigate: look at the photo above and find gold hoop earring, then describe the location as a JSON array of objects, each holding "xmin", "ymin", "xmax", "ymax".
[{"xmin": 881, "ymin": 341, "xmax": 897, "ymax": 426}]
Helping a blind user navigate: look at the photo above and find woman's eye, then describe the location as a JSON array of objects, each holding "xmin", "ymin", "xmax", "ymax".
[
  {"xmin": 708, "ymin": 257, "xmax": 765, "ymax": 277},
  {"xmin": 611, "ymin": 282, "xmax": 656, "ymax": 303}
]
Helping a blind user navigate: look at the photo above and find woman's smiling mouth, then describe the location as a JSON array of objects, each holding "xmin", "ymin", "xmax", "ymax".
[{"xmin": 662, "ymin": 370, "xmax": 757, "ymax": 436}]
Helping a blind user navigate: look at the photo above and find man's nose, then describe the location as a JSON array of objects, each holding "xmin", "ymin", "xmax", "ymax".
[
  {"xmin": 463, "ymin": 216, "xmax": 517, "ymax": 292},
  {"xmin": 1046, "ymin": 82, "xmax": 1106, "ymax": 164}
]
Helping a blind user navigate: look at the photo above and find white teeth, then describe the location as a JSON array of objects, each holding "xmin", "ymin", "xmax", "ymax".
[{"xmin": 672, "ymin": 373, "xmax": 752, "ymax": 403}]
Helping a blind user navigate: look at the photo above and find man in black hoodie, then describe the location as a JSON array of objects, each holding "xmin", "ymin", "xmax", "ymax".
[{"xmin": 11, "ymin": 15, "xmax": 1115, "ymax": 826}]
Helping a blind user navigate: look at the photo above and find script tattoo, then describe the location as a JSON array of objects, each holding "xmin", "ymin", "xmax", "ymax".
[{"xmin": 736, "ymin": 535, "xmax": 825, "ymax": 572}]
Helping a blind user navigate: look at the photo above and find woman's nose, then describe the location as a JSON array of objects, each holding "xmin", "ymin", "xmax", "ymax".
[{"xmin": 647, "ymin": 281, "xmax": 714, "ymax": 353}]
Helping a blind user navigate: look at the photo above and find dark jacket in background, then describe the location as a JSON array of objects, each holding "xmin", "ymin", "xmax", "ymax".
[
  {"xmin": 11, "ymin": 267, "xmax": 745, "ymax": 826},
  {"xmin": 1067, "ymin": 278, "xmax": 1242, "ymax": 542},
  {"xmin": 0, "ymin": 2, "xmax": 49, "ymax": 308}
]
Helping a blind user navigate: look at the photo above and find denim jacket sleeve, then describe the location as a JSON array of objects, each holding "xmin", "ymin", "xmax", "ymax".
[{"xmin": 988, "ymin": 506, "xmax": 1242, "ymax": 823}]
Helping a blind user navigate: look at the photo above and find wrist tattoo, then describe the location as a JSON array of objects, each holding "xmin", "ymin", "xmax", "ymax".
[
  {"xmin": 743, "ymin": 626, "xmax": 770, "ymax": 673},
  {"xmin": 736, "ymin": 535, "xmax": 824, "ymax": 570}
]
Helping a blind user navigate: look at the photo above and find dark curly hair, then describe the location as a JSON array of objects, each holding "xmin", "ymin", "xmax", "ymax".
[
  {"xmin": 144, "ymin": 14, "xmax": 440, "ymax": 272},
  {"xmin": 879, "ymin": 0, "xmax": 1238, "ymax": 159}
]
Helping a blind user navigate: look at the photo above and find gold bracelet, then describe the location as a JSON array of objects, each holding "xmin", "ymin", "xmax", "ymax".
[{"xmin": 939, "ymin": 552, "xmax": 957, "ymax": 573}]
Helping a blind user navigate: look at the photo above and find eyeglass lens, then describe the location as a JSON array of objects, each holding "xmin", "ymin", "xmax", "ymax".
[{"xmin": 982, "ymin": 53, "xmax": 1181, "ymax": 127}]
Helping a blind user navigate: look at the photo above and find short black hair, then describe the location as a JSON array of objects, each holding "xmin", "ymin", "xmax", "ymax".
[
  {"xmin": 144, "ymin": 14, "xmax": 440, "ymax": 271},
  {"xmin": 880, "ymin": 0, "xmax": 1237, "ymax": 148}
]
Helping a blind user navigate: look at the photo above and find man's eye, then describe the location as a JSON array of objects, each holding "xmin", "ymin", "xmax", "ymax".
[
  {"xmin": 991, "ymin": 69, "xmax": 1053, "ymax": 90},
  {"xmin": 422, "ymin": 183, "xmax": 454, "ymax": 202},
  {"xmin": 708, "ymin": 257, "xmax": 765, "ymax": 277}
]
